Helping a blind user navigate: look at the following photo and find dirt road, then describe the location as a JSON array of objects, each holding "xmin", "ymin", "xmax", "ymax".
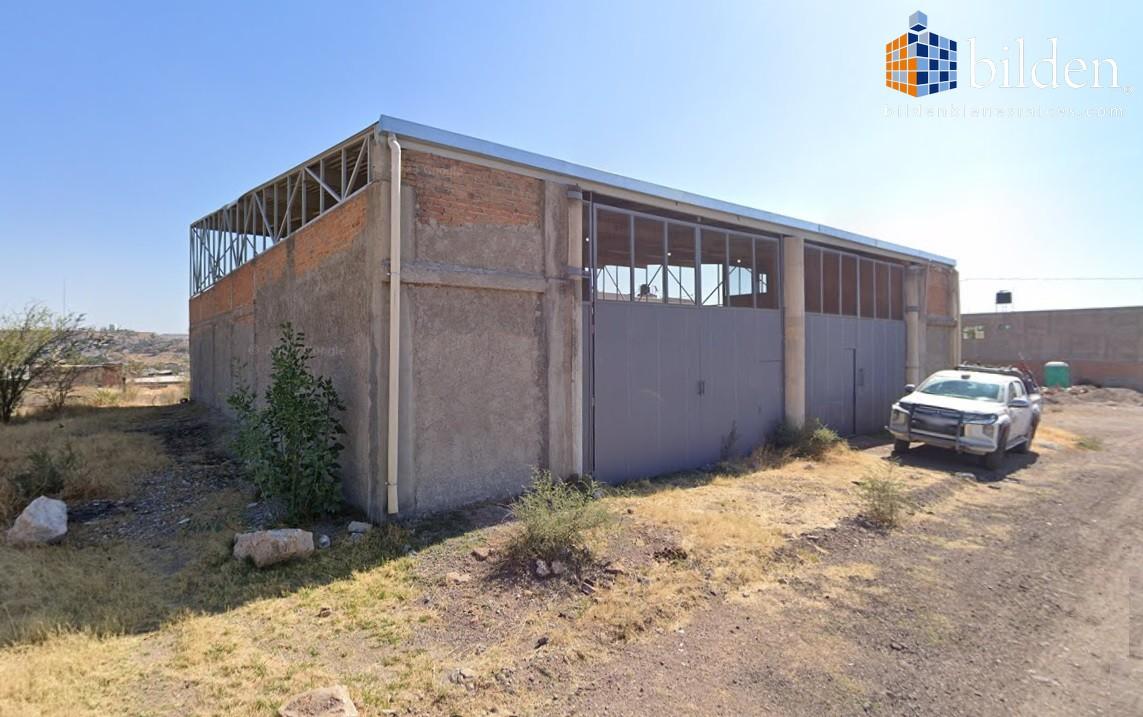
[{"xmin": 560, "ymin": 403, "xmax": 1143, "ymax": 716}]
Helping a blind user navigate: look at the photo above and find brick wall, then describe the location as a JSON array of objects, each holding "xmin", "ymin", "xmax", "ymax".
[
  {"xmin": 926, "ymin": 265, "xmax": 953, "ymax": 317},
  {"xmin": 401, "ymin": 150, "xmax": 542, "ymax": 228}
]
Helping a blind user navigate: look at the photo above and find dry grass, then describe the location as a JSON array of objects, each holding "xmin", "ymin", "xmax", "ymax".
[
  {"xmin": 0, "ymin": 418, "xmax": 995, "ymax": 716},
  {"xmin": 570, "ymin": 443, "xmax": 932, "ymax": 645},
  {"xmin": 0, "ymin": 410, "xmax": 170, "ymax": 523},
  {"xmin": 73, "ymin": 384, "xmax": 189, "ymax": 408},
  {"xmin": 1037, "ymin": 424, "xmax": 1086, "ymax": 450},
  {"xmin": 0, "ymin": 525, "xmax": 431, "ymax": 716}
]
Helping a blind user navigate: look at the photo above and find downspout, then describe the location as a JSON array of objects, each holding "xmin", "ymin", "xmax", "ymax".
[{"xmin": 386, "ymin": 132, "xmax": 402, "ymax": 514}]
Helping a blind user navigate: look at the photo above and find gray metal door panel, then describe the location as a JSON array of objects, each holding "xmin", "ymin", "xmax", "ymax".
[
  {"xmin": 590, "ymin": 303, "xmax": 783, "ymax": 483},
  {"xmin": 582, "ymin": 303, "xmax": 593, "ymax": 475},
  {"xmin": 807, "ymin": 315, "xmax": 905, "ymax": 436}
]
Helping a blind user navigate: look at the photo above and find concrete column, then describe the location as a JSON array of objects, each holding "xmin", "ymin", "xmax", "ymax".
[
  {"xmin": 542, "ymin": 182, "xmax": 578, "ymax": 479},
  {"xmin": 948, "ymin": 267, "xmax": 962, "ymax": 367},
  {"xmin": 366, "ymin": 133, "xmax": 391, "ymax": 520},
  {"xmin": 904, "ymin": 265, "xmax": 923, "ymax": 386},
  {"xmin": 566, "ymin": 188, "xmax": 584, "ymax": 476},
  {"xmin": 782, "ymin": 235, "xmax": 806, "ymax": 427}
]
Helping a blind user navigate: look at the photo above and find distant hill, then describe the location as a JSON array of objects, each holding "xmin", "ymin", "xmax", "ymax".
[{"xmin": 84, "ymin": 330, "xmax": 189, "ymax": 376}]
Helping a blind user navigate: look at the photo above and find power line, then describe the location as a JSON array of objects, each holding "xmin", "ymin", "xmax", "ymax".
[{"xmin": 961, "ymin": 277, "xmax": 1143, "ymax": 282}]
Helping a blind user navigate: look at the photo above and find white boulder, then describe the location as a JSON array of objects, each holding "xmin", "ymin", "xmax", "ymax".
[
  {"xmin": 6, "ymin": 496, "xmax": 68, "ymax": 547},
  {"xmin": 278, "ymin": 684, "xmax": 358, "ymax": 717},
  {"xmin": 233, "ymin": 529, "xmax": 314, "ymax": 568}
]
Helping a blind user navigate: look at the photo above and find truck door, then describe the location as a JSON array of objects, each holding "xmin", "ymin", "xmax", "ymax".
[{"xmin": 1007, "ymin": 381, "xmax": 1031, "ymax": 445}]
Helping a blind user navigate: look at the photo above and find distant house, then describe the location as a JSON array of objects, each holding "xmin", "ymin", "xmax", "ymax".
[{"xmin": 961, "ymin": 306, "xmax": 1143, "ymax": 390}]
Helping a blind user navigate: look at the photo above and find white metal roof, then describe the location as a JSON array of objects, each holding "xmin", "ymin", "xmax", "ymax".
[{"xmin": 377, "ymin": 115, "xmax": 956, "ymax": 267}]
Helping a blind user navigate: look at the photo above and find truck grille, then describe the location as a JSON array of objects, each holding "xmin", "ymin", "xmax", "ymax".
[{"xmin": 908, "ymin": 405, "xmax": 962, "ymax": 438}]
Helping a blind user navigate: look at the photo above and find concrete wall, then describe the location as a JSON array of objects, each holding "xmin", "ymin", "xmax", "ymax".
[
  {"xmin": 397, "ymin": 151, "xmax": 578, "ymax": 513},
  {"xmin": 962, "ymin": 307, "xmax": 1143, "ymax": 390},
  {"xmin": 190, "ymin": 142, "xmax": 582, "ymax": 519},
  {"xmin": 189, "ymin": 183, "xmax": 386, "ymax": 512}
]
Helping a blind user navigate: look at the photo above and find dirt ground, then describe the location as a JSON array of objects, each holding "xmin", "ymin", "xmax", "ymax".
[
  {"xmin": 550, "ymin": 401, "xmax": 1143, "ymax": 716},
  {"xmin": 2, "ymin": 397, "xmax": 1140, "ymax": 716}
]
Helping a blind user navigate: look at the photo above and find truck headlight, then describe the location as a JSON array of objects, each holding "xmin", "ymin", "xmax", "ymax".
[{"xmin": 890, "ymin": 405, "xmax": 910, "ymax": 427}]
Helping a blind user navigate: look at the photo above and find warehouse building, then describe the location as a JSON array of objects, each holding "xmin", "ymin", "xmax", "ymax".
[{"xmin": 189, "ymin": 116, "xmax": 960, "ymax": 519}]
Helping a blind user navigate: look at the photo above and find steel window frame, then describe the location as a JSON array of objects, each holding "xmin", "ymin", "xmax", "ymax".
[{"xmin": 590, "ymin": 202, "xmax": 781, "ymax": 311}]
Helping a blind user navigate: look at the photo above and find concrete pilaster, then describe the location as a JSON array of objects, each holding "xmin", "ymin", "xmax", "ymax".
[
  {"xmin": 949, "ymin": 267, "xmax": 962, "ymax": 367},
  {"xmin": 904, "ymin": 265, "xmax": 923, "ymax": 386},
  {"xmin": 567, "ymin": 189, "xmax": 584, "ymax": 476},
  {"xmin": 782, "ymin": 235, "xmax": 806, "ymax": 427}
]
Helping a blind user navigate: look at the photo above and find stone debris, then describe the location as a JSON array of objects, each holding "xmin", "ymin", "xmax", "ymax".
[
  {"xmin": 604, "ymin": 562, "xmax": 627, "ymax": 575},
  {"xmin": 6, "ymin": 496, "xmax": 68, "ymax": 547},
  {"xmin": 449, "ymin": 667, "xmax": 476, "ymax": 684},
  {"xmin": 278, "ymin": 684, "xmax": 358, "ymax": 717},
  {"xmin": 446, "ymin": 571, "xmax": 473, "ymax": 584},
  {"xmin": 346, "ymin": 521, "xmax": 373, "ymax": 534},
  {"xmin": 233, "ymin": 529, "xmax": 314, "ymax": 568},
  {"xmin": 471, "ymin": 546, "xmax": 492, "ymax": 561},
  {"xmin": 533, "ymin": 559, "xmax": 552, "ymax": 578},
  {"xmin": 549, "ymin": 560, "xmax": 567, "ymax": 576},
  {"xmin": 316, "ymin": 534, "xmax": 331, "ymax": 549}
]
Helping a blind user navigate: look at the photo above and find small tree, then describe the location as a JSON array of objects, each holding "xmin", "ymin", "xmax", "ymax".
[
  {"xmin": 0, "ymin": 305, "xmax": 93, "ymax": 422},
  {"xmin": 228, "ymin": 323, "xmax": 346, "ymax": 522}
]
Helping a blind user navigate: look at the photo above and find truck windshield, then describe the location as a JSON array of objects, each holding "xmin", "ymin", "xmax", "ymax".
[{"xmin": 917, "ymin": 378, "xmax": 1003, "ymax": 402}]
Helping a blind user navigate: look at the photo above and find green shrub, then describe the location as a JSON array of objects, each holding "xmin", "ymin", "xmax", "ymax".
[
  {"xmin": 228, "ymin": 323, "xmax": 346, "ymax": 523},
  {"xmin": 859, "ymin": 471, "xmax": 906, "ymax": 528},
  {"xmin": 15, "ymin": 444, "xmax": 77, "ymax": 498},
  {"xmin": 771, "ymin": 419, "xmax": 841, "ymax": 460},
  {"xmin": 508, "ymin": 468, "xmax": 612, "ymax": 562},
  {"xmin": 1, "ymin": 443, "xmax": 79, "ymax": 522},
  {"xmin": 89, "ymin": 389, "xmax": 121, "ymax": 407}
]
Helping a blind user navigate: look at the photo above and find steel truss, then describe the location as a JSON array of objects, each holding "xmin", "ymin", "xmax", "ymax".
[{"xmin": 189, "ymin": 128, "xmax": 375, "ymax": 296}]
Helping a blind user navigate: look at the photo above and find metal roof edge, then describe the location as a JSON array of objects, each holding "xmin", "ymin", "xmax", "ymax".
[{"xmin": 378, "ymin": 114, "xmax": 957, "ymax": 267}]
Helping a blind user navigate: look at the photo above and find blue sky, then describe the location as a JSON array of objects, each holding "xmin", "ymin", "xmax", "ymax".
[{"xmin": 1, "ymin": 1, "xmax": 1139, "ymax": 333}]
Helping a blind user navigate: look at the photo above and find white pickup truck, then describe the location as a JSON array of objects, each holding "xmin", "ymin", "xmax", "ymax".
[{"xmin": 888, "ymin": 365, "xmax": 1043, "ymax": 469}]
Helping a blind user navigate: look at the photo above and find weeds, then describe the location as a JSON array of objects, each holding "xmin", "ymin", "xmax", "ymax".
[
  {"xmin": 770, "ymin": 419, "xmax": 842, "ymax": 460},
  {"xmin": 88, "ymin": 389, "xmax": 122, "ymax": 407},
  {"xmin": 508, "ymin": 468, "xmax": 612, "ymax": 563},
  {"xmin": 12, "ymin": 444, "xmax": 78, "ymax": 500},
  {"xmin": 859, "ymin": 467, "xmax": 907, "ymax": 529},
  {"xmin": 0, "ymin": 413, "xmax": 168, "ymax": 523},
  {"xmin": 1076, "ymin": 435, "xmax": 1103, "ymax": 451}
]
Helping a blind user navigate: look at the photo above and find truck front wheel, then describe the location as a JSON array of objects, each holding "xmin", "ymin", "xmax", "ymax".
[
  {"xmin": 982, "ymin": 428, "xmax": 1009, "ymax": 470},
  {"xmin": 892, "ymin": 439, "xmax": 910, "ymax": 454}
]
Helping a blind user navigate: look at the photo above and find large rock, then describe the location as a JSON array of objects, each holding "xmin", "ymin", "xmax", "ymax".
[
  {"xmin": 278, "ymin": 685, "xmax": 358, "ymax": 717},
  {"xmin": 6, "ymin": 496, "xmax": 67, "ymax": 547},
  {"xmin": 233, "ymin": 529, "xmax": 314, "ymax": 568}
]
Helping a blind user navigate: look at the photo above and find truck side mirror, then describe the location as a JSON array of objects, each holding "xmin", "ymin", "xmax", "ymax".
[
  {"xmin": 1008, "ymin": 397, "xmax": 1030, "ymax": 408},
  {"xmin": 904, "ymin": 384, "xmax": 916, "ymax": 393}
]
